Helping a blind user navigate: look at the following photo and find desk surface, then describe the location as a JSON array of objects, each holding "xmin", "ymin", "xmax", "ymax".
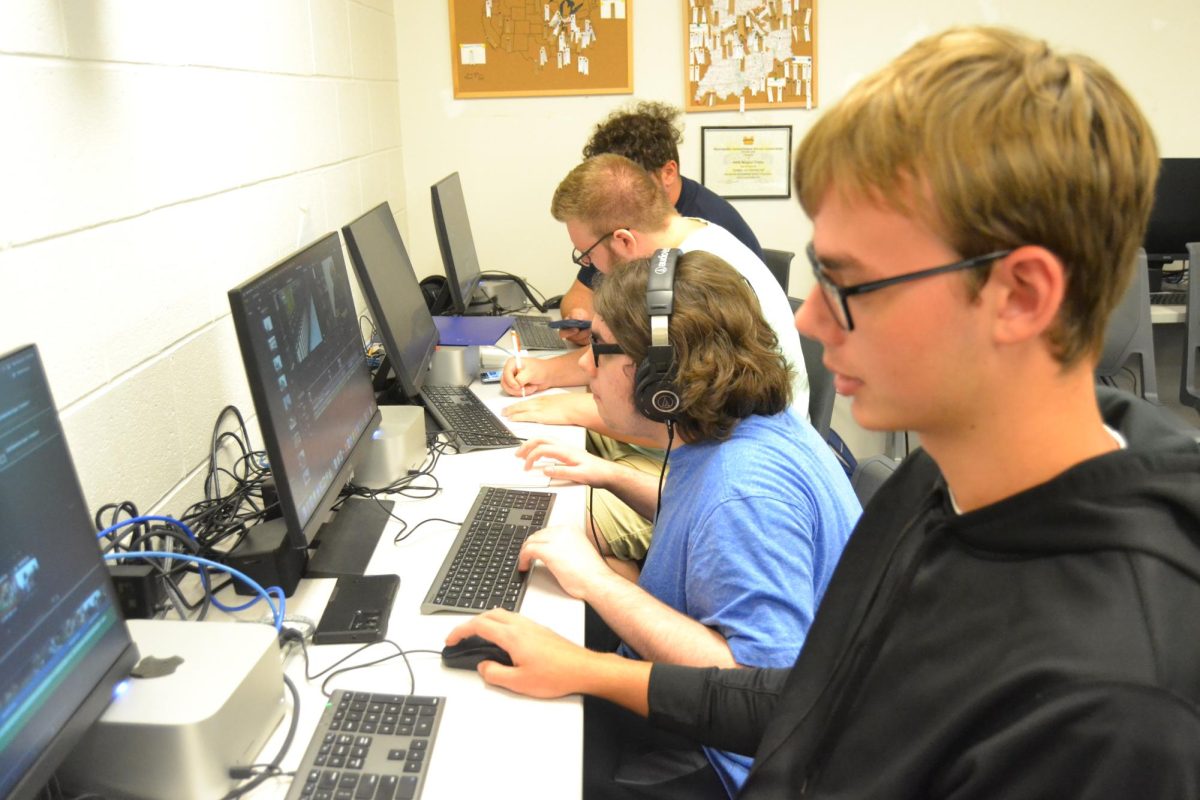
[{"xmin": 247, "ymin": 383, "xmax": 586, "ymax": 799}]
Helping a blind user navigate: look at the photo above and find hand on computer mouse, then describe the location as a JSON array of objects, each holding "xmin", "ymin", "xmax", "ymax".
[
  {"xmin": 441, "ymin": 634, "xmax": 513, "ymax": 670},
  {"xmin": 445, "ymin": 609, "xmax": 594, "ymax": 698}
]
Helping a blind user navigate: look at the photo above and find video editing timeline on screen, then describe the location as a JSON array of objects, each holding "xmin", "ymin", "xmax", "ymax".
[
  {"xmin": 252, "ymin": 253, "xmax": 375, "ymax": 526},
  {"xmin": 0, "ymin": 347, "xmax": 134, "ymax": 800}
]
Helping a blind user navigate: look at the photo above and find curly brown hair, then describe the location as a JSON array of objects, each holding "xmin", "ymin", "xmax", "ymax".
[
  {"xmin": 593, "ymin": 251, "xmax": 793, "ymax": 442},
  {"xmin": 582, "ymin": 100, "xmax": 682, "ymax": 172}
]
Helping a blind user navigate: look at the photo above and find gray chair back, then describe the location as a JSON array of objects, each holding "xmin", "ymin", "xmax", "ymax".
[
  {"xmin": 800, "ymin": 331, "xmax": 834, "ymax": 440},
  {"xmin": 851, "ymin": 455, "xmax": 900, "ymax": 506},
  {"xmin": 1097, "ymin": 248, "xmax": 1159, "ymax": 402},
  {"xmin": 762, "ymin": 249, "xmax": 795, "ymax": 294},
  {"xmin": 1183, "ymin": 243, "xmax": 1200, "ymax": 411}
]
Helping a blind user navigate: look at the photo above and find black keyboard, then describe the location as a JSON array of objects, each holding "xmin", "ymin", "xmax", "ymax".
[
  {"xmin": 1150, "ymin": 291, "xmax": 1188, "ymax": 305},
  {"xmin": 420, "ymin": 385, "xmax": 522, "ymax": 451},
  {"xmin": 511, "ymin": 316, "xmax": 564, "ymax": 350},
  {"xmin": 286, "ymin": 690, "xmax": 445, "ymax": 800},
  {"xmin": 422, "ymin": 487, "xmax": 555, "ymax": 614}
]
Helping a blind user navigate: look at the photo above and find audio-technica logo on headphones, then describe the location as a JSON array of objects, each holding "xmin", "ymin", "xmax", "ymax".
[{"xmin": 654, "ymin": 249, "xmax": 670, "ymax": 274}]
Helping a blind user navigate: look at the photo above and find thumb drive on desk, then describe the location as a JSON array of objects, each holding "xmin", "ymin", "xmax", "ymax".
[{"xmin": 313, "ymin": 574, "xmax": 400, "ymax": 645}]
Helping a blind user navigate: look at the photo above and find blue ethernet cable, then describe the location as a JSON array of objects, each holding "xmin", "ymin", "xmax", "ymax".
[
  {"xmin": 96, "ymin": 514, "xmax": 199, "ymax": 544},
  {"xmin": 101, "ymin": 551, "xmax": 285, "ymax": 630}
]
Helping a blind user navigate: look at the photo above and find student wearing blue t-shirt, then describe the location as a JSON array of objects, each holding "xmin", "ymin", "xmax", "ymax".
[
  {"xmin": 496, "ymin": 249, "xmax": 860, "ymax": 799},
  {"xmin": 555, "ymin": 101, "xmax": 765, "ymax": 348}
]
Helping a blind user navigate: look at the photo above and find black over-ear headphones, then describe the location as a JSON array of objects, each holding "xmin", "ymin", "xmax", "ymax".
[{"xmin": 634, "ymin": 248, "xmax": 682, "ymax": 422}]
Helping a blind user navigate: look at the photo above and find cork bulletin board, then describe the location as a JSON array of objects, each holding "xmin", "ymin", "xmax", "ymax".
[
  {"xmin": 685, "ymin": 0, "xmax": 817, "ymax": 112},
  {"xmin": 449, "ymin": 1, "xmax": 634, "ymax": 98}
]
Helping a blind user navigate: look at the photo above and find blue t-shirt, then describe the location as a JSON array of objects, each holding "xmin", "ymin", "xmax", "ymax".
[
  {"xmin": 576, "ymin": 175, "xmax": 764, "ymax": 287},
  {"xmin": 619, "ymin": 408, "xmax": 861, "ymax": 795}
]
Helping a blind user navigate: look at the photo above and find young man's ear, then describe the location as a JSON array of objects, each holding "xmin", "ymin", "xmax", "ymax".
[
  {"xmin": 610, "ymin": 228, "xmax": 640, "ymax": 260},
  {"xmin": 987, "ymin": 245, "xmax": 1066, "ymax": 346},
  {"xmin": 657, "ymin": 160, "xmax": 680, "ymax": 191}
]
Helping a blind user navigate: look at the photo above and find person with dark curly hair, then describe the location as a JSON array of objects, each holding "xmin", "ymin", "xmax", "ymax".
[
  {"xmin": 556, "ymin": 101, "xmax": 765, "ymax": 346},
  {"xmin": 507, "ymin": 248, "xmax": 858, "ymax": 797}
]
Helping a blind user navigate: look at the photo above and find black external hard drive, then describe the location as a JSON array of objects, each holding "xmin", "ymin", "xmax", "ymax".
[{"xmin": 313, "ymin": 574, "xmax": 400, "ymax": 645}]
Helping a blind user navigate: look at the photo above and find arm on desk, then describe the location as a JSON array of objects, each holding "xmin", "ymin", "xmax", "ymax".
[
  {"xmin": 504, "ymin": 394, "xmax": 665, "ymax": 451},
  {"xmin": 515, "ymin": 438, "xmax": 661, "ymax": 520},
  {"xmin": 447, "ymin": 609, "xmax": 653, "ymax": 713},
  {"xmin": 519, "ymin": 525, "xmax": 736, "ymax": 667}
]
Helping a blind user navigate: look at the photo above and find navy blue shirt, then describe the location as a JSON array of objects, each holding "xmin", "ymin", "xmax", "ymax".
[{"xmin": 576, "ymin": 175, "xmax": 764, "ymax": 287}]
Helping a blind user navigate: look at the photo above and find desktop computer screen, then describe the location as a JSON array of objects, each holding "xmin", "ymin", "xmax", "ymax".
[
  {"xmin": 228, "ymin": 233, "xmax": 388, "ymax": 579},
  {"xmin": 342, "ymin": 202, "xmax": 439, "ymax": 401},
  {"xmin": 431, "ymin": 171, "xmax": 490, "ymax": 315},
  {"xmin": 1144, "ymin": 157, "xmax": 1200, "ymax": 268},
  {"xmin": 0, "ymin": 345, "xmax": 138, "ymax": 800}
]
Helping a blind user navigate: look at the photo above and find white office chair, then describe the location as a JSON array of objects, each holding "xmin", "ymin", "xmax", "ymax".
[{"xmin": 851, "ymin": 454, "xmax": 900, "ymax": 506}]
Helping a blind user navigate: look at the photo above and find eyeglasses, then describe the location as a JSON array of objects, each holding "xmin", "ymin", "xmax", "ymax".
[
  {"xmin": 589, "ymin": 332, "xmax": 625, "ymax": 367},
  {"xmin": 805, "ymin": 242, "xmax": 1013, "ymax": 331},
  {"xmin": 571, "ymin": 231, "xmax": 618, "ymax": 268}
]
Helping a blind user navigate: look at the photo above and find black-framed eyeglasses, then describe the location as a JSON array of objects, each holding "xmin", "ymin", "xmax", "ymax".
[
  {"xmin": 805, "ymin": 242, "xmax": 1013, "ymax": 331},
  {"xmin": 589, "ymin": 332, "xmax": 625, "ymax": 367},
  {"xmin": 571, "ymin": 231, "xmax": 617, "ymax": 268}
]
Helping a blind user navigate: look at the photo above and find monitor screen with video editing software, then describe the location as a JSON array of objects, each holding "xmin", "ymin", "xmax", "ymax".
[
  {"xmin": 228, "ymin": 233, "xmax": 389, "ymax": 579},
  {"xmin": 0, "ymin": 345, "xmax": 138, "ymax": 800}
]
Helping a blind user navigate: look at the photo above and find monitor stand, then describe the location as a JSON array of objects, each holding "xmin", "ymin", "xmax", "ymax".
[{"xmin": 306, "ymin": 498, "xmax": 394, "ymax": 578}]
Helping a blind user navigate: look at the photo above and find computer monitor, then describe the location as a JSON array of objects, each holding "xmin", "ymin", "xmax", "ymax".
[
  {"xmin": 0, "ymin": 345, "xmax": 138, "ymax": 800},
  {"xmin": 228, "ymin": 233, "xmax": 389, "ymax": 583},
  {"xmin": 430, "ymin": 172, "xmax": 487, "ymax": 315},
  {"xmin": 342, "ymin": 202, "xmax": 438, "ymax": 401},
  {"xmin": 1144, "ymin": 157, "xmax": 1200, "ymax": 268}
]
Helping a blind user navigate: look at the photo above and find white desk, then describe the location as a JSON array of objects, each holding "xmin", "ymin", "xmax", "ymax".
[
  {"xmin": 248, "ymin": 383, "xmax": 586, "ymax": 799},
  {"xmin": 1151, "ymin": 303, "xmax": 1186, "ymax": 325}
]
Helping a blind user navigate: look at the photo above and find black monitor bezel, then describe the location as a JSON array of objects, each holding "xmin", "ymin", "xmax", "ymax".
[
  {"xmin": 1144, "ymin": 157, "xmax": 1200, "ymax": 265},
  {"xmin": 342, "ymin": 202, "xmax": 439, "ymax": 400},
  {"xmin": 0, "ymin": 344, "xmax": 139, "ymax": 800},
  {"xmin": 430, "ymin": 172, "xmax": 484, "ymax": 315},
  {"xmin": 227, "ymin": 233, "xmax": 382, "ymax": 558}
]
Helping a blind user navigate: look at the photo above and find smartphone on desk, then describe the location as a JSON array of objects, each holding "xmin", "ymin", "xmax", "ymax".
[
  {"xmin": 547, "ymin": 319, "xmax": 592, "ymax": 330},
  {"xmin": 479, "ymin": 369, "xmax": 503, "ymax": 384}
]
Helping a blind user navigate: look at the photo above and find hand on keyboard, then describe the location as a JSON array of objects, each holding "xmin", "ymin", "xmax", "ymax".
[{"xmin": 518, "ymin": 523, "xmax": 614, "ymax": 601}]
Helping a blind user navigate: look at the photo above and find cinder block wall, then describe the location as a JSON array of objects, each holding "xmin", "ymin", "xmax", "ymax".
[{"xmin": 0, "ymin": 0, "xmax": 407, "ymax": 516}]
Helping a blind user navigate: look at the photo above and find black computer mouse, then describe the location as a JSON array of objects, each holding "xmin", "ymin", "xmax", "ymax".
[{"xmin": 441, "ymin": 635, "xmax": 514, "ymax": 670}]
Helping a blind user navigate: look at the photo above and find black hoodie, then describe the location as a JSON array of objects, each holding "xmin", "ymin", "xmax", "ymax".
[{"xmin": 648, "ymin": 388, "xmax": 1200, "ymax": 798}]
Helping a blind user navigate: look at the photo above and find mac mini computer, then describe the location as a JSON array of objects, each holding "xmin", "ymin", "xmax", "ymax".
[{"xmin": 59, "ymin": 619, "xmax": 286, "ymax": 800}]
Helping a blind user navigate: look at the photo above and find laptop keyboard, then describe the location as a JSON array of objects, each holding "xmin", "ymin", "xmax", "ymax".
[
  {"xmin": 422, "ymin": 487, "xmax": 555, "ymax": 614},
  {"xmin": 420, "ymin": 385, "xmax": 522, "ymax": 451},
  {"xmin": 510, "ymin": 316, "xmax": 564, "ymax": 350}
]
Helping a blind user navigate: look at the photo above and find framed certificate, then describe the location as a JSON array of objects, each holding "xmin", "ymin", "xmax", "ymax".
[{"xmin": 700, "ymin": 126, "xmax": 793, "ymax": 199}]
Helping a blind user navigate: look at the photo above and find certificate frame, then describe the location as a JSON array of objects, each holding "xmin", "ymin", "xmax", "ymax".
[{"xmin": 700, "ymin": 125, "xmax": 793, "ymax": 200}]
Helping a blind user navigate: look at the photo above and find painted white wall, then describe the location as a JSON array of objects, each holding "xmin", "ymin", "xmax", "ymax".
[
  {"xmin": 395, "ymin": 0, "xmax": 1200, "ymax": 459},
  {"xmin": 1, "ymin": 1, "xmax": 1196, "ymax": 520},
  {"xmin": 0, "ymin": 0, "xmax": 405, "ymax": 515}
]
